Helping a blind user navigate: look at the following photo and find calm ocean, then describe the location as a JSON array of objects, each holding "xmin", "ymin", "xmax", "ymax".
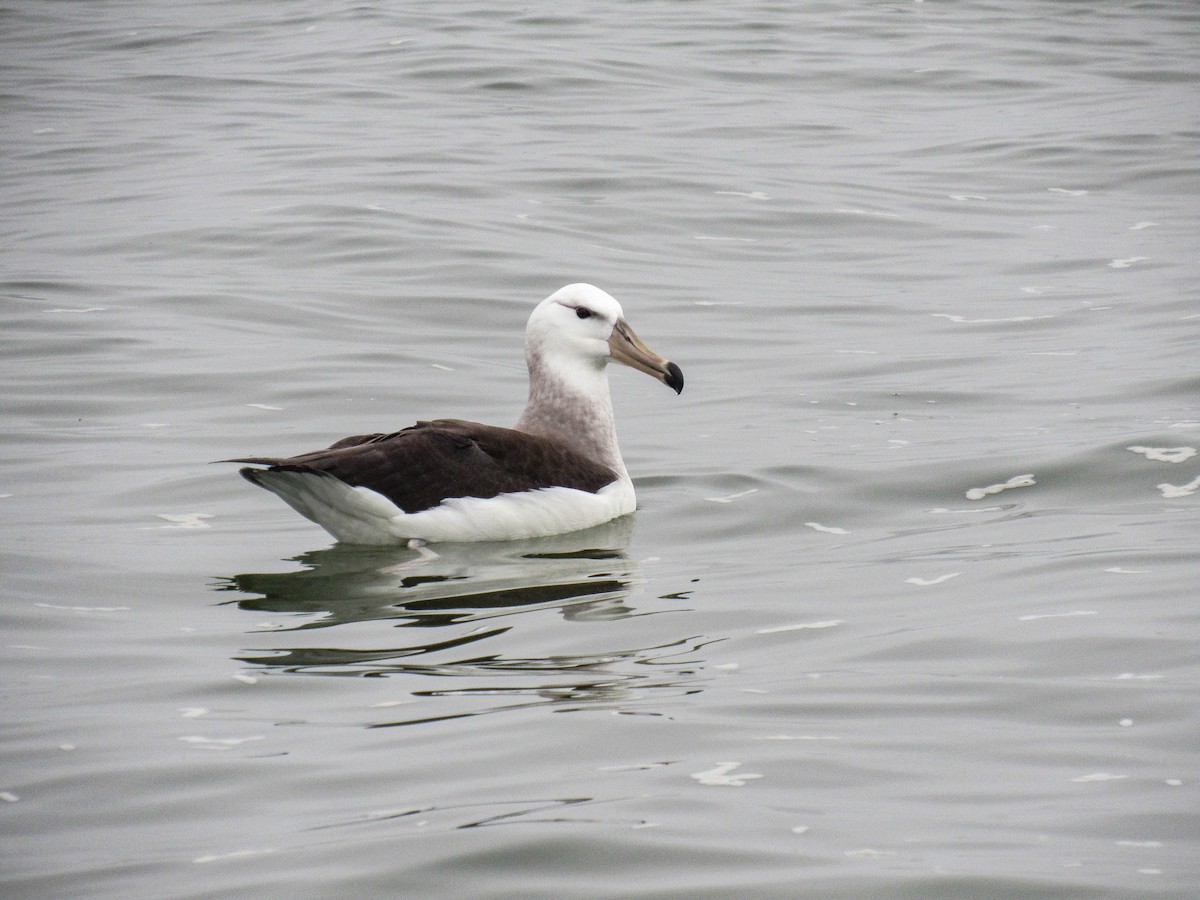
[{"xmin": 3, "ymin": 2, "xmax": 1198, "ymax": 897}]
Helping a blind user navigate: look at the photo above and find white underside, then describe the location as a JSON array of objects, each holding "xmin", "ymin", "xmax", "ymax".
[{"xmin": 247, "ymin": 469, "xmax": 637, "ymax": 545}]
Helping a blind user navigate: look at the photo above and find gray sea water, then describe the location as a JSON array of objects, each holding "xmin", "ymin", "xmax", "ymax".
[{"xmin": 3, "ymin": 2, "xmax": 1198, "ymax": 897}]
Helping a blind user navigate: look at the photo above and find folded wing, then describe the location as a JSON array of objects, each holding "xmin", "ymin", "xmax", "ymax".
[{"xmin": 227, "ymin": 419, "xmax": 619, "ymax": 514}]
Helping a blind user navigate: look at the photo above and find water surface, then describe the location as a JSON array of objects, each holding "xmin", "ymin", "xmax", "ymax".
[{"xmin": 3, "ymin": 2, "xmax": 1198, "ymax": 897}]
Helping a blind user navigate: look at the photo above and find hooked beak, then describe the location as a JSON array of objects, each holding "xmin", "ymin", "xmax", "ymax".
[{"xmin": 608, "ymin": 319, "xmax": 684, "ymax": 394}]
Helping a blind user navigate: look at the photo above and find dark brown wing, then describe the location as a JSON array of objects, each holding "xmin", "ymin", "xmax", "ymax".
[{"xmin": 226, "ymin": 419, "xmax": 618, "ymax": 514}]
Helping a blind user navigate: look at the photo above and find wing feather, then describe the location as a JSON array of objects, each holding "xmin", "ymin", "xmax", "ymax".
[{"xmin": 226, "ymin": 419, "xmax": 618, "ymax": 514}]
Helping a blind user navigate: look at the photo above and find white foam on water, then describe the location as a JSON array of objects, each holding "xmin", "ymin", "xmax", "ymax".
[
  {"xmin": 804, "ymin": 522, "xmax": 848, "ymax": 534},
  {"xmin": 966, "ymin": 474, "xmax": 1035, "ymax": 501},
  {"xmin": 691, "ymin": 762, "xmax": 763, "ymax": 787},
  {"xmin": 1157, "ymin": 475, "xmax": 1200, "ymax": 498},
  {"xmin": 152, "ymin": 513, "xmax": 213, "ymax": 529},
  {"xmin": 1127, "ymin": 445, "xmax": 1195, "ymax": 463},
  {"xmin": 704, "ymin": 488, "xmax": 759, "ymax": 504},
  {"xmin": 905, "ymin": 573, "xmax": 961, "ymax": 586}
]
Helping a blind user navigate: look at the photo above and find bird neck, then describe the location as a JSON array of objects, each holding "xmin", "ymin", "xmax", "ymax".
[{"xmin": 514, "ymin": 350, "xmax": 627, "ymax": 478}]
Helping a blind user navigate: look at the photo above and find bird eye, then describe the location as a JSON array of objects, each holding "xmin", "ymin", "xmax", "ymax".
[{"xmin": 575, "ymin": 307, "xmax": 593, "ymax": 320}]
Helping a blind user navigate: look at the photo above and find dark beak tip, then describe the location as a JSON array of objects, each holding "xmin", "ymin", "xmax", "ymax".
[{"xmin": 665, "ymin": 361, "xmax": 684, "ymax": 394}]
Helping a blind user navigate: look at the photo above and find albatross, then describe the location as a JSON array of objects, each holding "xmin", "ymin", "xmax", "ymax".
[{"xmin": 225, "ymin": 284, "xmax": 684, "ymax": 544}]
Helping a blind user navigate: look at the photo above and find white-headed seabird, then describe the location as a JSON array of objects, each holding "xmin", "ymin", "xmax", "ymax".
[{"xmin": 225, "ymin": 284, "xmax": 684, "ymax": 544}]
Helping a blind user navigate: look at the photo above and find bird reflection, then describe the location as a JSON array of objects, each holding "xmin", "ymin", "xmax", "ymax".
[
  {"xmin": 213, "ymin": 518, "xmax": 713, "ymax": 724},
  {"xmin": 217, "ymin": 517, "xmax": 642, "ymax": 636}
]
